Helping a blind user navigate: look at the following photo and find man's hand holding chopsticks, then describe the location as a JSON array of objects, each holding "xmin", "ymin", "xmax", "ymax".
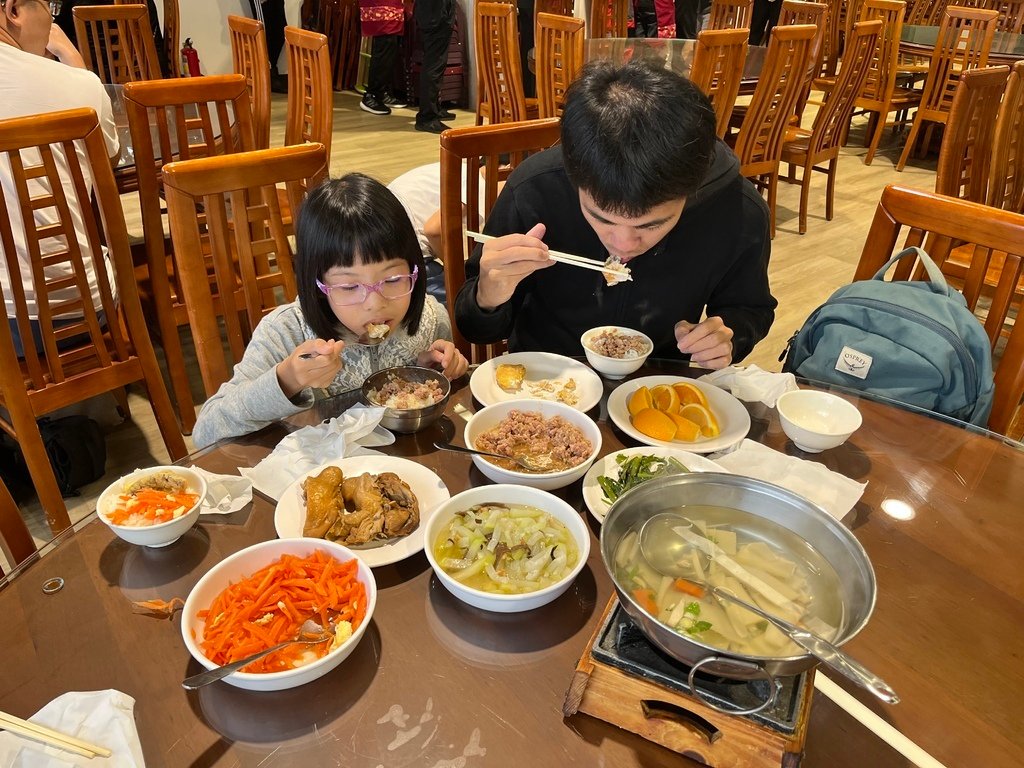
[{"xmin": 475, "ymin": 223, "xmax": 556, "ymax": 309}]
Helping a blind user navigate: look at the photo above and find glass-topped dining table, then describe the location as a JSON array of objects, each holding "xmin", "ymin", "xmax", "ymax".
[
  {"xmin": 1, "ymin": 358, "xmax": 1022, "ymax": 767},
  {"xmin": 900, "ymin": 23, "xmax": 1024, "ymax": 65}
]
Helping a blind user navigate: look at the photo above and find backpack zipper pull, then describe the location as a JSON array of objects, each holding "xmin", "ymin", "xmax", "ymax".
[{"xmin": 779, "ymin": 332, "xmax": 798, "ymax": 364}]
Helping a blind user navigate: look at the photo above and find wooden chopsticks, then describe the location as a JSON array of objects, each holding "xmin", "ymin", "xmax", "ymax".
[
  {"xmin": 465, "ymin": 231, "xmax": 633, "ymax": 281},
  {"xmin": 0, "ymin": 711, "xmax": 112, "ymax": 759}
]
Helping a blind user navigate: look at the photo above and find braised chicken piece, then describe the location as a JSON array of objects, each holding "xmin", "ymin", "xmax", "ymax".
[
  {"xmin": 301, "ymin": 469, "xmax": 421, "ymax": 546},
  {"xmin": 375, "ymin": 472, "xmax": 419, "ymax": 536},
  {"xmin": 302, "ymin": 466, "xmax": 346, "ymax": 538}
]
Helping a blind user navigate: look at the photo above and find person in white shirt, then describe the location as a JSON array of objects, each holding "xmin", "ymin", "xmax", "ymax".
[{"xmin": 0, "ymin": 0, "xmax": 119, "ymax": 356}]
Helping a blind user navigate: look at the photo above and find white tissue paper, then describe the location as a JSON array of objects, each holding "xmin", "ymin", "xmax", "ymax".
[
  {"xmin": 191, "ymin": 467, "xmax": 253, "ymax": 515},
  {"xmin": 0, "ymin": 690, "xmax": 145, "ymax": 768},
  {"xmin": 714, "ymin": 440, "xmax": 867, "ymax": 521},
  {"xmin": 239, "ymin": 404, "xmax": 393, "ymax": 501},
  {"xmin": 699, "ymin": 364, "xmax": 798, "ymax": 408}
]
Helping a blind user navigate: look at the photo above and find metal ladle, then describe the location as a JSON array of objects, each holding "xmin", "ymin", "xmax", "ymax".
[{"xmin": 638, "ymin": 512, "xmax": 900, "ymax": 705}]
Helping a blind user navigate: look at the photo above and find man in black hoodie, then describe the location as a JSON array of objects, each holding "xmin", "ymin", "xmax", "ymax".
[{"xmin": 453, "ymin": 59, "xmax": 775, "ymax": 369}]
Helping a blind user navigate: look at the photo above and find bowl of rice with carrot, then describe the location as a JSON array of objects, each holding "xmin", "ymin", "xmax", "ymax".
[
  {"xmin": 97, "ymin": 466, "xmax": 207, "ymax": 547},
  {"xmin": 181, "ymin": 538, "xmax": 377, "ymax": 691}
]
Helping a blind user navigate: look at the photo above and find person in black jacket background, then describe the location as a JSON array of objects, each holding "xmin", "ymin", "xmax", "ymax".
[
  {"xmin": 413, "ymin": 0, "xmax": 455, "ymax": 133},
  {"xmin": 453, "ymin": 60, "xmax": 776, "ymax": 369}
]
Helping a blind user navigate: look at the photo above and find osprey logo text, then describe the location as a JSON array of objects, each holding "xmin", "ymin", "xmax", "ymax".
[{"xmin": 835, "ymin": 346, "xmax": 872, "ymax": 380}]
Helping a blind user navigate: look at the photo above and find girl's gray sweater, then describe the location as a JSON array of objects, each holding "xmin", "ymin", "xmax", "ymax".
[{"xmin": 192, "ymin": 296, "xmax": 451, "ymax": 448}]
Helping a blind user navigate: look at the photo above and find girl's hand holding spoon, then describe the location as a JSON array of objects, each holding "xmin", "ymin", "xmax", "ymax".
[{"xmin": 277, "ymin": 339, "xmax": 344, "ymax": 397}]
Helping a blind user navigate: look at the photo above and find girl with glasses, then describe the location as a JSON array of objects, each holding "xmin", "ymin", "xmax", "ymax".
[{"xmin": 193, "ymin": 173, "xmax": 467, "ymax": 448}]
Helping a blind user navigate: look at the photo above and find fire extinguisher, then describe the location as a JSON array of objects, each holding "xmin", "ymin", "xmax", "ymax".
[{"xmin": 181, "ymin": 38, "xmax": 202, "ymax": 78}]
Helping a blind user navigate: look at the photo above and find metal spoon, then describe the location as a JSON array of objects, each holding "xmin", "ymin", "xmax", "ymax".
[
  {"xmin": 638, "ymin": 513, "xmax": 900, "ymax": 705},
  {"xmin": 432, "ymin": 440, "xmax": 549, "ymax": 472},
  {"xmin": 182, "ymin": 619, "xmax": 334, "ymax": 689}
]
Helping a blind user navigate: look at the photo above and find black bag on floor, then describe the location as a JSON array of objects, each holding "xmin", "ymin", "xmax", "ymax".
[{"xmin": 35, "ymin": 416, "xmax": 107, "ymax": 497}]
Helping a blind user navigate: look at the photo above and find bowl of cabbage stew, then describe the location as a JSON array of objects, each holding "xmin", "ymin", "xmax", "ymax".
[{"xmin": 424, "ymin": 484, "xmax": 591, "ymax": 613}]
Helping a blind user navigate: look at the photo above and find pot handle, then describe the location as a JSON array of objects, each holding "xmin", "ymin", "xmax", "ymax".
[{"xmin": 687, "ymin": 656, "xmax": 778, "ymax": 716}]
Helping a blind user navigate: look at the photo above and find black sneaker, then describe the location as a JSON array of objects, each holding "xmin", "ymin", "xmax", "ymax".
[
  {"xmin": 383, "ymin": 93, "xmax": 408, "ymax": 109},
  {"xmin": 360, "ymin": 94, "xmax": 390, "ymax": 116},
  {"xmin": 438, "ymin": 109, "xmax": 456, "ymax": 120},
  {"xmin": 270, "ymin": 72, "xmax": 289, "ymax": 95},
  {"xmin": 415, "ymin": 119, "xmax": 448, "ymax": 134}
]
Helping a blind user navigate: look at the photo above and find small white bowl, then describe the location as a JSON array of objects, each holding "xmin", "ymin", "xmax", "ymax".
[
  {"xmin": 580, "ymin": 326, "xmax": 653, "ymax": 379},
  {"xmin": 97, "ymin": 466, "xmax": 207, "ymax": 547},
  {"xmin": 423, "ymin": 484, "xmax": 591, "ymax": 613},
  {"xmin": 776, "ymin": 390, "xmax": 863, "ymax": 453},
  {"xmin": 464, "ymin": 398, "xmax": 602, "ymax": 490},
  {"xmin": 181, "ymin": 538, "xmax": 377, "ymax": 691}
]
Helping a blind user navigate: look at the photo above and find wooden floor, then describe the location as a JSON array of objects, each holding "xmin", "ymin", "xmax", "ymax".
[{"xmin": 12, "ymin": 89, "xmax": 937, "ymax": 548}]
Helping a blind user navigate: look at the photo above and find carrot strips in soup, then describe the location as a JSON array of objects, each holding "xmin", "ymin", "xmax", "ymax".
[
  {"xmin": 196, "ymin": 550, "xmax": 366, "ymax": 673},
  {"xmin": 108, "ymin": 488, "xmax": 200, "ymax": 526}
]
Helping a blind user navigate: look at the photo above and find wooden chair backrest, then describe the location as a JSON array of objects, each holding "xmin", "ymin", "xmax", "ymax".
[
  {"xmin": 858, "ymin": 0, "xmax": 906, "ymax": 107},
  {"xmin": 163, "ymin": 0, "xmax": 180, "ymax": 76},
  {"xmin": 0, "ymin": 477, "xmax": 34, "ymax": 576},
  {"xmin": 229, "ymin": 15, "xmax": 272, "ymax": 150},
  {"xmin": 477, "ymin": 2, "xmax": 529, "ymax": 124},
  {"xmin": 438, "ymin": 119, "xmax": 562, "ymax": 362},
  {"xmin": 992, "ymin": 0, "xmax": 1024, "ymax": 32},
  {"xmin": 778, "ymin": 1, "xmax": 829, "ymax": 117},
  {"xmin": 690, "ymin": 28, "xmax": 749, "ymax": 139},
  {"xmin": 707, "ymin": 0, "xmax": 755, "ymax": 30},
  {"xmin": 917, "ymin": 6, "xmax": 999, "ymax": 119},
  {"xmin": 536, "ymin": 13, "xmax": 585, "ymax": 119},
  {"xmin": 807, "ymin": 20, "xmax": 883, "ymax": 155},
  {"xmin": 0, "ymin": 108, "xmax": 186, "ymax": 533},
  {"xmin": 735, "ymin": 24, "xmax": 816, "ymax": 170},
  {"xmin": 123, "ymin": 75, "xmax": 257, "ymax": 365},
  {"xmin": 72, "ymin": 4, "xmax": 161, "ymax": 84},
  {"xmin": 818, "ymin": 0, "xmax": 845, "ymax": 78},
  {"xmin": 989, "ymin": 60, "xmax": 1024, "ymax": 210},
  {"xmin": 854, "ymin": 184, "xmax": 1024, "ymax": 435},
  {"xmin": 936, "ymin": 65, "xmax": 1010, "ymax": 201},
  {"xmin": 536, "ymin": 0, "xmax": 575, "ymax": 26},
  {"xmin": 162, "ymin": 144, "xmax": 329, "ymax": 395},
  {"xmin": 905, "ymin": 0, "xmax": 947, "ymax": 23},
  {"xmin": 315, "ymin": 0, "xmax": 362, "ymax": 90},
  {"xmin": 285, "ymin": 26, "xmax": 334, "ymax": 154},
  {"xmin": 588, "ymin": 0, "xmax": 629, "ymax": 37}
]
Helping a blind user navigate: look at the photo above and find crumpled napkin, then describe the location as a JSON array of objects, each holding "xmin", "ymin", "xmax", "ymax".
[
  {"xmin": 190, "ymin": 467, "xmax": 253, "ymax": 515},
  {"xmin": 238, "ymin": 404, "xmax": 394, "ymax": 501},
  {"xmin": 699, "ymin": 364, "xmax": 798, "ymax": 407},
  {"xmin": 714, "ymin": 439, "xmax": 867, "ymax": 521},
  {"xmin": 0, "ymin": 690, "xmax": 145, "ymax": 767}
]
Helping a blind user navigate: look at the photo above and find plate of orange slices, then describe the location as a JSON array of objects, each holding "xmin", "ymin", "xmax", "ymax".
[{"xmin": 607, "ymin": 376, "xmax": 750, "ymax": 453}]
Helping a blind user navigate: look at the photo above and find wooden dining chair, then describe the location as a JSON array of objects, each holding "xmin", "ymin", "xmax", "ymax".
[
  {"xmin": 588, "ymin": 0, "xmax": 629, "ymax": 37},
  {"xmin": 285, "ymin": 26, "xmax": 334, "ymax": 154},
  {"xmin": 535, "ymin": 0, "xmax": 576, "ymax": 28},
  {"xmin": 162, "ymin": 144, "xmax": 329, "ymax": 395},
  {"xmin": 815, "ymin": 0, "xmax": 845, "ymax": 84},
  {"xmin": 0, "ymin": 476, "xmax": 36, "ymax": 576},
  {"xmin": 854, "ymin": 0, "xmax": 917, "ymax": 165},
  {"xmin": 476, "ymin": 2, "xmax": 539, "ymax": 125},
  {"xmin": 706, "ymin": 0, "xmax": 755, "ymax": 30},
  {"xmin": 72, "ymin": 4, "xmax": 161, "ymax": 84},
  {"xmin": 896, "ymin": 6, "xmax": 999, "ymax": 171},
  {"xmin": 535, "ymin": 13, "xmax": 585, "ymax": 119},
  {"xmin": 853, "ymin": 184, "xmax": 1024, "ymax": 438},
  {"xmin": 313, "ymin": 0, "xmax": 362, "ymax": 91},
  {"xmin": 123, "ymin": 74, "xmax": 258, "ymax": 433},
  {"xmin": 689, "ymin": 28, "xmax": 749, "ymax": 139},
  {"xmin": 731, "ymin": 24, "xmax": 816, "ymax": 237},
  {"xmin": 438, "ymin": 119, "xmax": 562, "ymax": 361},
  {"xmin": 229, "ymin": 15, "xmax": 272, "ymax": 150},
  {"xmin": 993, "ymin": 0, "xmax": 1024, "ymax": 32},
  {"xmin": 777, "ymin": 1, "xmax": 829, "ymax": 123},
  {"xmin": 905, "ymin": 0, "xmax": 946, "ymax": 24},
  {"xmin": 163, "ymin": 0, "xmax": 180, "ymax": 76},
  {"xmin": 989, "ymin": 60, "xmax": 1024, "ymax": 212},
  {"xmin": 935, "ymin": 66, "xmax": 1010, "ymax": 203},
  {"xmin": 781, "ymin": 20, "xmax": 883, "ymax": 234},
  {"xmin": 0, "ymin": 108, "xmax": 187, "ymax": 534}
]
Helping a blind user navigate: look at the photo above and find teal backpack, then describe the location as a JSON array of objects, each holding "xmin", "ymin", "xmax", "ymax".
[{"xmin": 782, "ymin": 247, "xmax": 995, "ymax": 426}]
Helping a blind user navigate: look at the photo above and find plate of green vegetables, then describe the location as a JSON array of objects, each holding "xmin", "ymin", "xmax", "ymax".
[{"xmin": 581, "ymin": 447, "xmax": 728, "ymax": 523}]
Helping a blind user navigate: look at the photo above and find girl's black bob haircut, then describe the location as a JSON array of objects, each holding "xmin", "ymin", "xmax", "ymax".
[{"xmin": 295, "ymin": 173, "xmax": 427, "ymax": 341}]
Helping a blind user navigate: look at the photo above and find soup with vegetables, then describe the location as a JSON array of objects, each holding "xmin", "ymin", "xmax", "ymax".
[
  {"xmin": 433, "ymin": 503, "xmax": 579, "ymax": 594},
  {"xmin": 614, "ymin": 505, "xmax": 843, "ymax": 657}
]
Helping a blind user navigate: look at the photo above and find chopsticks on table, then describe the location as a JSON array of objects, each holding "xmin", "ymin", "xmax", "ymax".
[
  {"xmin": 465, "ymin": 231, "xmax": 633, "ymax": 282},
  {"xmin": 0, "ymin": 711, "xmax": 112, "ymax": 759}
]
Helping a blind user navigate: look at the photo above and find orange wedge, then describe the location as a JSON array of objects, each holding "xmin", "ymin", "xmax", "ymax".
[
  {"xmin": 628, "ymin": 386, "xmax": 653, "ymax": 416},
  {"xmin": 650, "ymin": 384, "xmax": 681, "ymax": 414},
  {"xmin": 679, "ymin": 403, "xmax": 721, "ymax": 438},
  {"xmin": 631, "ymin": 408, "xmax": 677, "ymax": 442},
  {"xmin": 668, "ymin": 412, "xmax": 702, "ymax": 442},
  {"xmin": 673, "ymin": 382, "xmax": 709, "ymax": 408}
]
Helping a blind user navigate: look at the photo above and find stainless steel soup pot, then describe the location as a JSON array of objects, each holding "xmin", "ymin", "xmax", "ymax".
[{"xmin": 600, "ymin": 473, "xmax": 876, "ymax": 713}]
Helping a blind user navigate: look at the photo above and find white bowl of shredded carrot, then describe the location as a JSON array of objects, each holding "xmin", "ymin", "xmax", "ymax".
[
  {"xmin": 181, "ymin": 538, "xmax": 377, "ymax": 691},
  {"xmin": 97, "ymin": 466, "xmax": 207, "ymax": 547}
]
